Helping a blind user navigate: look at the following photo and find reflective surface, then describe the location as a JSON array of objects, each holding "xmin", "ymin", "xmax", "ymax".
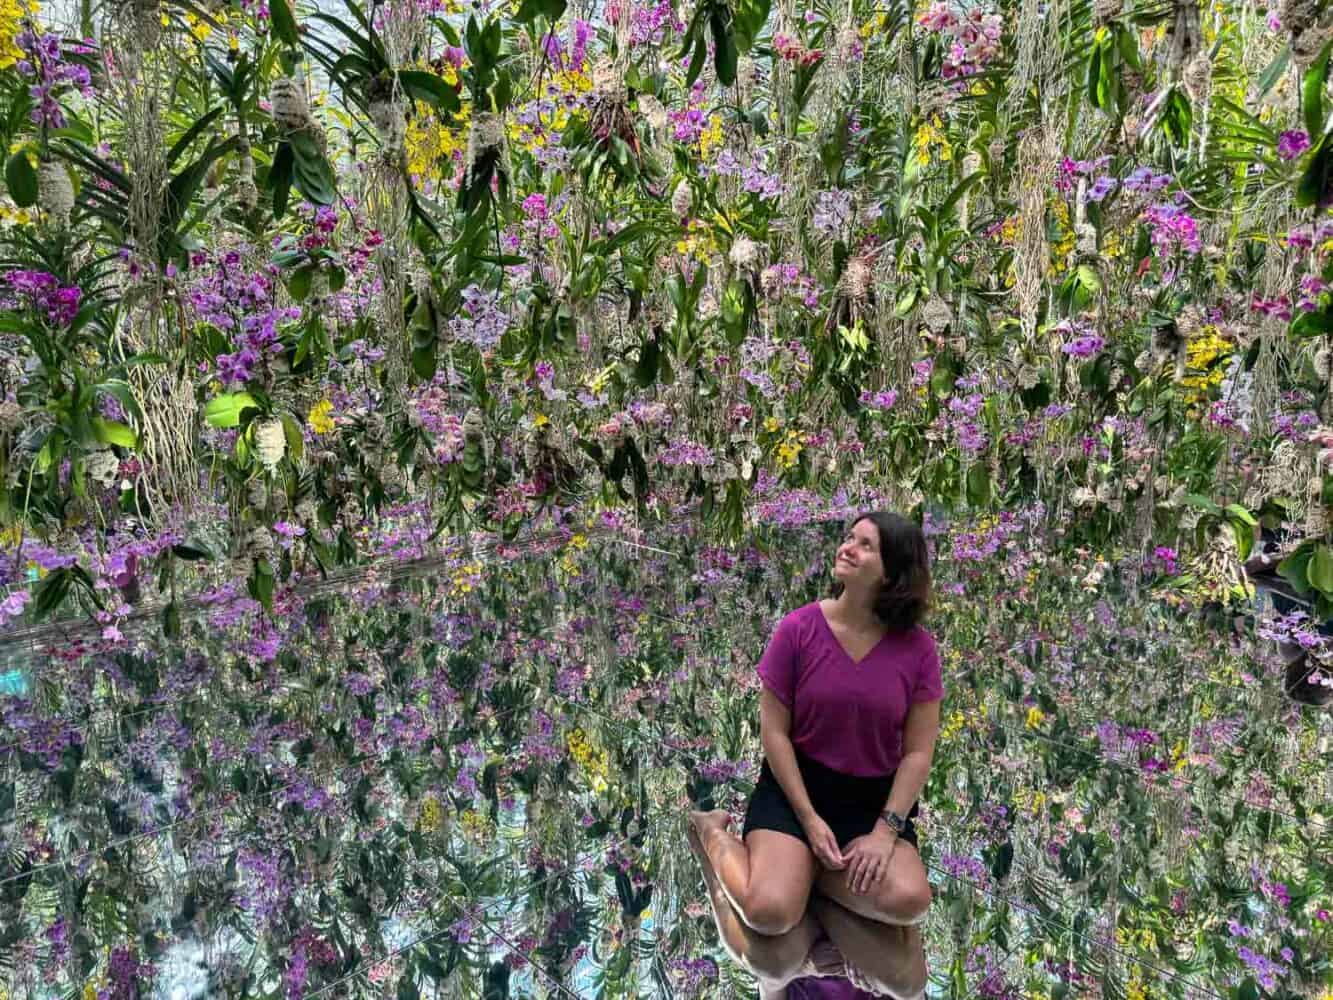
[{"xmin": 1, "ymin": 517, "xmax": 1330, "ymax": 998}]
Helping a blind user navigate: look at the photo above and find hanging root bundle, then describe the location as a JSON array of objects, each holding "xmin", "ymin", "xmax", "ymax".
[{"xmin": 1013, "ymin": 127, "xmax": 1056, "ymax": 343}]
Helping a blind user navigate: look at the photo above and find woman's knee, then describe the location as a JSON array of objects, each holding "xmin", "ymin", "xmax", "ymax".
[
  {"xmin": 875, "ymin": 875, "xmax": 931, "ymax": 920},
  {"xmin": 742, "ymin": 891, "xmax": 808, "ymax": 937},
  {"xmin": 742, "ymin": 926, "xmax": 813, "ymax": 980}
]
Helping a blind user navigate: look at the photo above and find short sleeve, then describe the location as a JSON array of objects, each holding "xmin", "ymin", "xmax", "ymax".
[
  {"xmin": 912, "ymin": 633, "xmax": 944, "ymax": 704},
  {"xmin": 756, "ymin": 613, "xmax": 800, "ymax": 709}
]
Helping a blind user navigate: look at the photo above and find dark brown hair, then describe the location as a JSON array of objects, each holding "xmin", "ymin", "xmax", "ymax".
[{"xmin": 828, "ymin": 511, "xmax": 933, "ymax": 631}]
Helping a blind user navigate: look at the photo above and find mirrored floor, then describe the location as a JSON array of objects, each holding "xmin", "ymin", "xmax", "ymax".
[{"xmin": 1, "ymin": 517, "xmax": 1329, "ymax": 998}]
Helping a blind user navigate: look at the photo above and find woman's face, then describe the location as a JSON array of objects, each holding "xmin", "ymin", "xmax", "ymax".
[{"xmin": 834, "ymin": 519, "xmax": 884, "ymax": 584}]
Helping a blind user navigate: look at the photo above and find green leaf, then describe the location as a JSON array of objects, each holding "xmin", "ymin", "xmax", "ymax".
[
  {"xmin": 1257, "ymin": 45, "xmax": 1291, "ymax": 100},
  {"xmin": 1182, "ymin": 493, "xmax": 1222, "ymax": 515},
  {"xmin": 1302, "ymin": 37, "xmax": 1332, "ymax": 140},
  {"xmin": 895, "ymin": 285, "xmax": 918, "ymax": 317},
  {"xmin": 733, "ymin": 0, "xmax": 770, "ymax": 53},
  {"xmin": 5, "ymin": 151, "xmax": 37, "ymax": 208},
  {"xmin": 287, "ymin": 265, "xmax": 315, "ymax": 302},
  {"xmin": 289, "ymin": 130, "xmax": 336, "ymax": 206},
  {"xmin": 1224, "ymin": 503, "xmax": 1257, "ymax": 527},
  {"xmin": 966, "ymin": 464, "xmax": 990, "ymax": 506},
  {"xmin": 685, "ymin": 28, "xmax": 708, "ymax": 86},
  {"xmin": 513, "ymin": 0, "xmax": 566, "ymax": 25},
  {"xmin": 1309, "ymin": 545, "xmax": 1333, "ymax": 595},
  {"xmin": 120, "ymin": 353, "xmax": 168, "ymax": 368},
  {"xmin": 397, "ymin": 70, "xmax": 462, "ymax": 115},
  {"xmin": 163, "ymin": 600, "xmax": 181, "ymax": 639},
  {"xmin": 1086, "ymin": 40, "xmax": 1103, "ymax": 110},
  {"xmin": 1161, "ymin": 88, "xmax": 1192, "ymax": 147},
  {"xmin": 270, "ymin": 0, "xmax": 301, "ymax": 46},
  {"xmin": 633, "ymin": 337, "xmax": 660, "ymax": 387},
  {"xmin": 33, "ymin": 568, "xmax": 72, "ymax": 621},
  {"xmin": 204, "ymin": 391, "xmax": 260, "ymax": 428},
  {"xmin": 166, "ymin": 107, "xmax": 225, "ymax": 169},
  {"xmin": 280, "ymin": 412, "xmax": 305, "ymax": 463},
  {"xmin": 709, "ymin": 8, "xmax": 741, "ymax": 86},
  {"xmin": 1290, "ymin": 307, "xmax": 1333, "ymax": 338},
  {"xmin": 91, "ymin": 418, "xmax": 138, "ymax": 449},
  {"xmin": 1278, "ymin": 545, "xmax": 1315, "ymax": 595},
  {"xmin": 1295, "ymin": 133, "xmax": 1332, "ymax": 208},
  {"xmin": 939, "ymin": 171, "xmax": 982, "ymax": 219},
  {"xmin": 161, "ymin": 137, "xmax": 240, "ymax": 260},
  {"xmin": 270, "ymin": 142, "xmax": 294, "ymax": 220}
]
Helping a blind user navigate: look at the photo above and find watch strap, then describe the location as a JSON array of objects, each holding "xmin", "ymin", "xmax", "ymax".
[{"xmin": 881, "ymin": 809, "xmax": 907, "ymax": 833}]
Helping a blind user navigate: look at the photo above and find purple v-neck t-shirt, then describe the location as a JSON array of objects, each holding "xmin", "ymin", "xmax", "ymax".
[{"xmin": 756, "ymin": 601, "xmax": 944, "ymax": 778}]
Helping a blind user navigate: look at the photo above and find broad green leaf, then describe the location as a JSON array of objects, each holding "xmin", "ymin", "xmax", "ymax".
[
  {"xmin": 204, "ymin": 391, "xmax": 260, "ymax": 428},
  {"xmin": 513, "ymin": 0, "xmax": 566, "ymax": 25},
  {"xmin": 1296, "ymin": 134, "xmax": 1333, "ymax": 208},
  {"xmin": 280, "ymin": 413, "xmax": 305, "ymax": 463},
  {"xmin": 166, "ymin": 107, "xmax": 225, "ymax": 168},
  {"xmin": 1289, "ymin": 307, "xmax": 1333, "ymax": 337},
  {"xmin": 1224, "ymin": 503, "xmax": 1257, "ymax": 527},
  {"xmin": 733, "ymin": 0, "xmax": 770, "ymax": 53},
  {"xmin": 270, "ymin": 0, "xmax": 300, "ymax": 46},
  {"xmin": 895, "ymin": 285, "xmax": 918, "ymax": 317},
  {"xmin": 5, "ymin": 150, "xmax": 37, "ymax": 207},
  {"xmin": 287, "ymin": 265, "xmax": 314, "ymax": 302},
  {"xmin": 91, "ymin": 418, "xmax": 137, "ymax": 449},
  {"xmin": 1302, "ymin": 37, "xmax": 1332, "ymax": 140},
  {"xmin": 397, "ymin": 70, "xmax": 462, "ymax": 115},
  {"xmin": 1309, "ymin": 545, "xmax": 1333, "ymax": 595},
  {"xmin": 1257, "ymin": 47, "xmax": 1290, "ymax": 100},
  {"xmin": 271, "ymin": 142, "xmax": 294, "ymax": 219}
]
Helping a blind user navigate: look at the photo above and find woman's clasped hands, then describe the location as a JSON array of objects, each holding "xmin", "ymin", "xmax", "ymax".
[
  {"xmin": 800, "ymin": 812, "xmax": 847, "ymax": 871},
  {"xmin": 803, "ymin": 810, "xmax": 898, "ymax": 894},
  {"xmin": 842, "ymin": 823, "xmax": 898, "ymax": 895}
]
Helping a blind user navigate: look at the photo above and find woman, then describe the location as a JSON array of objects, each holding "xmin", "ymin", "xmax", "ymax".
[{"xmin": 690, "ymin": 511, "xmax": 943, "ymax": 949}]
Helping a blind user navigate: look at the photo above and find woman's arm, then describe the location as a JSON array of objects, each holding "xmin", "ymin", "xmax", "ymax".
[
  {"xmin": 880, "ymin": 698, "xmax": 941, "ymax": 822},
  {"xmin": 759, "ymin": 688, "xmax": 845, "ymax": 869},
  {"xmin": 759, "ymin": 687, "xmax": 818, "ymax": 824}
]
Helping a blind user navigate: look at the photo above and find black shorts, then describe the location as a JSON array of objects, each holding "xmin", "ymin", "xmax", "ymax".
[{"xmin": 742, "ymin": 747, "xmax": 920, "ymax": 852}]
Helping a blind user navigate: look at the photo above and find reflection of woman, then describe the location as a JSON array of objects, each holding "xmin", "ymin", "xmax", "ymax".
[
  {"xmin": 690, "ymin": 512, "xmax": 943, "ymax": 991},
  {"xmin": 687, "ymin": 821, "xmax": 926, "ymax": 1000}
]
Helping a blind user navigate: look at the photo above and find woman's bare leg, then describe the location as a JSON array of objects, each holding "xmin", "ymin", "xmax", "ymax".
[
  {"xmin": 814, "ymin": 839, "xmax": 932, "ymax": 926},
  {"xmin": 689, "ymin": 809, "xmax": 818, "ymax": 937},
  {"xmin": 686, "ymin": 819, "xmax": 845, "ymax": 988},
  {"xmin": 808, "ymin": 895, "xmax": 930, "ymax": 1000}
]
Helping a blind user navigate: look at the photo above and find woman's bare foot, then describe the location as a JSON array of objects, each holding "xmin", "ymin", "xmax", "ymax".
[{"xmin": 688, "ymin": 808, "xmax": 733, "ymax": 846}]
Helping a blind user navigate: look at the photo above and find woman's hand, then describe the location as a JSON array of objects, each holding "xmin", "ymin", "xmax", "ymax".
[
  {"xmin": 842, "ymin": 825, "xmax": 897, "ymax": 894},
  {"xmin": 801, "ymin": 813, "xmax": 846, "ymax": 870}
]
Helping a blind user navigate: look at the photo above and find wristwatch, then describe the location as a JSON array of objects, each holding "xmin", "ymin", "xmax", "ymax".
[{"xmin": 880, "ymin": 809, "xmax": 907, "ymax": 835}]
